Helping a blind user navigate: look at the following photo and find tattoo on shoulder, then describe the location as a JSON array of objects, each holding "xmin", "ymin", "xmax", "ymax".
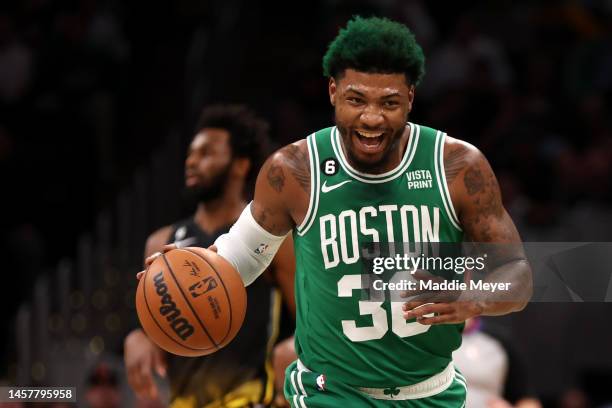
[
  {"xmin": 464, "ymin": 166, "xmax": 485, "ymax": 195},
  {"xmin": 461, "ymin": 163, "xmax": 508, "ymax": 242},
  {"xmin": 282, "ymin": 144, "xmax": 310, "ymax": 193},
  {"xmin": 444, "ymin": 145, "xmax": 468, "ymax": 184},
  {"xmin": 267, "ymin": 164, "xmax": 285, "ymax": 193},
  {"xmin": 464, "ymin": 163, "xmax": 503, "ymax": 218}
]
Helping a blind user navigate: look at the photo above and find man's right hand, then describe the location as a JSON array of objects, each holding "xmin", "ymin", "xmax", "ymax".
[
  {"xmin": 124, "ymin": 329, "xmax": 167, "ymax": 399},
  {"xmin": 136, "ymin": 244, "xmax": 178, "ymax": 280}
]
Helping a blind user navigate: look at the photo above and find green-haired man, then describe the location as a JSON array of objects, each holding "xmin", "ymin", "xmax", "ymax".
[{"xmin": 148, "ymin": 16, "xmax": 532, "ymax": 407}]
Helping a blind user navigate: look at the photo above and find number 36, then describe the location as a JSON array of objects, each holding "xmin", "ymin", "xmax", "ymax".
[{"xmin": 337, "ymin": 273, "xmax": 433, "ymax": 342}]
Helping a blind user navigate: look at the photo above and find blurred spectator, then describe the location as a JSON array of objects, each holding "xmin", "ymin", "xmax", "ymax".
[
  {"xmin": 420, "ymin": 13, "xmax": 513, "ymax": 99},
  {"xmin": 0, "ymin": 14, "xmax": 32, "ymax": 104},
  {"xmin": 558, "ymin": 387, "xmax": 590, "ymax": 408}
]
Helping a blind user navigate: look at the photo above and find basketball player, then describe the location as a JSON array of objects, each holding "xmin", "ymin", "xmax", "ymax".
[
  {"xmin": 147, "ymin": 17, "xmax": 532, "ymax": 407},
  {"xmin": 126, "ymin": 105, "xmax": 296, "ymax": 407}
]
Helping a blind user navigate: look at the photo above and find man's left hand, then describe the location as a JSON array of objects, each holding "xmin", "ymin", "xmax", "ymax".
[{"xmin": 402, "ymin": 301, "xmax": 483, "ymax": 325}]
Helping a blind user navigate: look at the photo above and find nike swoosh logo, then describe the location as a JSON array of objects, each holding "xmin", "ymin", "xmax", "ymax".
[
  {"xmin": 174, "ymin": 237, "xmax": 198, "ymax": 248},
  {"xmin": 321, "ymin": 180, "xmax": 352, "ymax": 193}
]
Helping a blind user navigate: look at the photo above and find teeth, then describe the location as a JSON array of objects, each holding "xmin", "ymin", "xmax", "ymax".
[{"xmin": 356, "ymin": 130, "xmax": 383, "ymax": 138}]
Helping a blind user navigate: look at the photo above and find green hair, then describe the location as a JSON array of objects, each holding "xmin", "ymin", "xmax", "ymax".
[{"xmin": 322, "ymin": 16, "xmax": 425, "ymax": 86}]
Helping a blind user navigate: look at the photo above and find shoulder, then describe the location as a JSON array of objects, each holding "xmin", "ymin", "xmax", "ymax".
[
  {"xmin": 444, "ymin": 135, "xmax": 486, "ymax": 167},
  {"xmin": 144, "ymin": 225, "xmax": 174, "ymax": 257},
  {"xmin": 266, "ymin": 125, "xmax": 336, "ymax": 170},
  {"xmin": 442, "ymin": 135, "xmax": 494, "ymax": 187},
  {"xmin": 263, "ymin": 139, "xmax": 310, "ymax": 194},
  {"xmin": 443, "ymin": 135, "xmax": 507, "ymax": 231},
  {"xmin": 268, "ymin": 139, "xmax": 309, "ymax": 167},
  {"xmin": 253, "ymin": 139, "xmax": 311, "ymax": 233}
]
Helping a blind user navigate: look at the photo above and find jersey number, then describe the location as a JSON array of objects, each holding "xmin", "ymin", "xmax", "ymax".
[{"xmin": 337, "ymin": 274, "xmax": 433, "ymax": 342}]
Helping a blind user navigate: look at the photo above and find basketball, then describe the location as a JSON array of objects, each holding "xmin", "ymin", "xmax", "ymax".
[{"xmin": 135, "ymin": 247, "xmax": 247, "ymax": 357}]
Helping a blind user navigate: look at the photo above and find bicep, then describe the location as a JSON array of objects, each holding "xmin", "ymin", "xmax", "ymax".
[
  {"xmin": 251, "ymin": 153, "xmax": 298, "ymax": 236},
  {"xmin": 453, "ymin": 154, "xmax": 527, "ymax": 269},
  {"xmin": 454, "ymin": 152, "xmax": 521, "ymax": 244}
]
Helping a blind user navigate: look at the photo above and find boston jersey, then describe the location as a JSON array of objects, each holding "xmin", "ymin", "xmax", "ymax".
[{"xmin": 293, "ymin": 123, "xmax": 464, "ymax": 387}]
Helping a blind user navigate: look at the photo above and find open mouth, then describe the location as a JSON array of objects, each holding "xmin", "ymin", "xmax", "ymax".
[
  {"xmin": 354, "ymin": 130, "xmax": 385, "ymax": 153},
  {"xmin": 185, "ymin": 171, "xmax": 201, "ymax": 186}
]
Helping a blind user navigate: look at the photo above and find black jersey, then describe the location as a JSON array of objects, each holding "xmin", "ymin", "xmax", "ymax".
[{"xmin": 166, "ymin": 217, "xmax": 281, "ymax": 407}]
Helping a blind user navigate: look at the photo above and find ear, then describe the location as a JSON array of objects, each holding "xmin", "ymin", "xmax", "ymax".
[
  {"xmin": 232, "ymin": 157, "xmax": 251, "ymax": 178},
  {"xmin": 328, "ymin": 77, "xmax": 337, "ymax": 106},
  {"xmin": 407, "ymin": 85, "xmax": 416, "ymax": 112}
]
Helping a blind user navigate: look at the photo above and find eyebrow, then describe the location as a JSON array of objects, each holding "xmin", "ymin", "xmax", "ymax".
[
  {"xmin": 345, "ymin": 87, "xmax": 402, "ymax": 99},
  {"xmin": 345, "ymin": 87, "xmax": 366, "ymax": 97}
]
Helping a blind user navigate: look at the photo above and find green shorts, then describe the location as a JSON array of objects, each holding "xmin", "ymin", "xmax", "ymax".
[{"xmin": 284, "ymin": 360, "xmax": 466, "ymax": 407}]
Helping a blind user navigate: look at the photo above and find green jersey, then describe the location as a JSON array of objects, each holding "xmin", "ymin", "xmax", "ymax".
[{"xmin": 292, "ymin": 123, "xmax": 464, "ymax": 388}]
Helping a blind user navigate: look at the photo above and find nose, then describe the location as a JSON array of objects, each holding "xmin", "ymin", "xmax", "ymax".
[
  {"xmin": 360, "ymin": 104, "xmax": 384, "ymax": 129},
  {"xmin": 185, "ymin": 153, "xmax": 197, "ymax": 168}
]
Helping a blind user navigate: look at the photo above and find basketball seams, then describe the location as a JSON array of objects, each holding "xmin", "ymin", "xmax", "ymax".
[
  {"xmin": 183, "ymin": 247, "xmax": 236, "ymax": 346},
  {"xmin": 141, "ymin": 263, "xmax": 214, "ymax": 352},
  {"xmin": 161, "ymin": 252, "xmax": 220, "ymax": 349}
]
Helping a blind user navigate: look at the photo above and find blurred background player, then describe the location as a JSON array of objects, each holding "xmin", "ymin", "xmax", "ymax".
[{"xmin": 124, "ymin": 104, "xmax": 296, "ymax": 407}]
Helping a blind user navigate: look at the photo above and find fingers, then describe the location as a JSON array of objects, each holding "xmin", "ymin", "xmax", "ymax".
[
  {"xmin": 143, "ymin": 244, "xmax": 177, "ymax": 268},
  {"xmin": 144, "ymin": 252, "xmax": 163, "ymax": 268},
  {"xmin": 154, "ymin": 350, "xmax": 167, "ymax": 378},
  {"xmin": 136, "ymin": 271, "xmax": 145, "ymax": 281},
  {"xmin": 403, "ymin": 302, "xmax": 453, "ymax": 320},
  {"xmin": 127, "ymin": 361, "xmax": 158, "ymax": 400},
  {"xmin": 162, "ymin": 244, "xmax": 177, "ymax": 252},
  {"xmin": 139, "ymin": 359, "xmax": 158, "ymax": 399},
  {"xmin": 402, "ymin": 300, "xmax": 427, "ymax": 312},
  {"xmin": 124, "ymin": 330, "xmax": 161, "ymax": 399},
  {"xmin": 413, "ymin": 313, "xmax": 458, "ymax": 325},
  {"xmin": 207, "ymin": 244, "xmax": 218, "ymax": 253},
  {"xmin": 402, "ymin": 301, "xmax": 476, "ymax": 325}
]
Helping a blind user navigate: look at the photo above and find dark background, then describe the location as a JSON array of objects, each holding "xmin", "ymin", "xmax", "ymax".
[{"xmin": 1, "ymin": 0, "xmax": 612, "ymax": 407}]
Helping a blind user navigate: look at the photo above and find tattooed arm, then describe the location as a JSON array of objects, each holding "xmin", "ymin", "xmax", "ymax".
[
  {"xmin": 403, "ymin": 137, "xmax": 532, "ymax": 323},
  {"xmin": 251, "ymin": 140, "xmax": 311, "ymax": 235},
  {"xmin": 449, "ymin": 138, "xmax": 532, "ymax": 314}
]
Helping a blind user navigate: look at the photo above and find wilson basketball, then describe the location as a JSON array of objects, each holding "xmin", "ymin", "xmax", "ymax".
[{"xmin": 136, "ymin": 247, "xmax": 247, "ymax": 356}]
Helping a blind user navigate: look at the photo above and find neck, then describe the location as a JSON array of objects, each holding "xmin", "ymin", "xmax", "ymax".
[{"xmin": 194, "ymin": 188, "xmax": 246, "ymax": 235}]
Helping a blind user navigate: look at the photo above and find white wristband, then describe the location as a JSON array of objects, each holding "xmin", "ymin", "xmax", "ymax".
[{"xmin": 214, "ymin": 202, "xmax": 288, "ymax": 286}]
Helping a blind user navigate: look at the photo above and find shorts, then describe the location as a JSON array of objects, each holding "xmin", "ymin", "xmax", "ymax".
[
  {"xmin": 284, "ymin": 360, "xmax": 467, "ymax": 407},
  {"xmin": 171, "ymin": 378, "xmax": 273, "ymax": 408}
]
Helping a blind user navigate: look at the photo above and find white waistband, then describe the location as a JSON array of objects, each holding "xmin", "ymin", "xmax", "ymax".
[{"xmin": 297, "ymin": 359, "xmax": 456, "ymax": 401}]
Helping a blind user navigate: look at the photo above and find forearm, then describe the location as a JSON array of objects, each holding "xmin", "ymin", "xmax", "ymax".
[
  {"xmin": 460, "ymin": 258, "xmax": 532, "ymax": 316},
  {"xmin": 214, "ymin": 203, "xmax": 289, "ymax": 286}
]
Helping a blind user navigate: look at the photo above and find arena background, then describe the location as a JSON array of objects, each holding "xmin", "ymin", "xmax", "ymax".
[{"xmin": 1, "ymin": 1, "xmax": 612, "ymax": 406}]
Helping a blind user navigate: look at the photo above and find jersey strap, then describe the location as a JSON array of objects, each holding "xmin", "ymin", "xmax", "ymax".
[{"xmin": 296, "ymin": 132, "xmax": 321, "ymax": 236}]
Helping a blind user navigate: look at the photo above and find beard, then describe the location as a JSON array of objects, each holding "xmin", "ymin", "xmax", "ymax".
[
  {"xmin": 182, "ymin": 165, "xmax": 231, "ymax": 205},
  {"xmin": 336, "ymin": 121, "xmax": 405, "ymax": 173}
]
